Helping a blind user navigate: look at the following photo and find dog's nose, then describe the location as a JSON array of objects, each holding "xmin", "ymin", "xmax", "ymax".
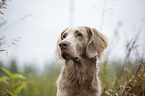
[{"xmin": 59, "ymin": 41, "xmax": 68, "ymax": 49}]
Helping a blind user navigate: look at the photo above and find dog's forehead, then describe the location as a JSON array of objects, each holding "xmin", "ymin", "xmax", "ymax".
[{"xmin": 66, "ymin": 26, "xmax": 88, "ymax": 35}]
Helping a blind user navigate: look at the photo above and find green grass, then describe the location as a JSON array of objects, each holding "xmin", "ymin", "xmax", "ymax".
[{"xmin": 0, "ymin": 57, "xmax": 144, "ymax": 96}]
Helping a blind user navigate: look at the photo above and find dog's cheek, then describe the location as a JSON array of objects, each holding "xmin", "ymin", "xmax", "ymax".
[{"xmin": 76, "ymin": 42, "xmax": 85, "ymax": 56}]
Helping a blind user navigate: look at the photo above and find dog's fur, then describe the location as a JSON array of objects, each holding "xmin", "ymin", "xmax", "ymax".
[{"xmin": 55, "ymin": 26, "xmax": 108, "ymax": 96}]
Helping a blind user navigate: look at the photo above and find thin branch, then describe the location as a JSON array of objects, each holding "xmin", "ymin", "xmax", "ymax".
[{"xmin": 0, "ymin": 14, "xmax": 31, "ymax": 34}]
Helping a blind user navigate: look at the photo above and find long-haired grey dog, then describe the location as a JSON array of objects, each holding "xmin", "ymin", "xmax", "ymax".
[{"xmin": 55, "ymin": 26, "xmax": 108, "ymax": 96}]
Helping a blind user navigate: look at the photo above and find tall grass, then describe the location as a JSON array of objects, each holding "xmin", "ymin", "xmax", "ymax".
[
  {"xmin": 0, "ymin": 37, "xmax": 144, "ymax": 96},
  {"xmin": 100, "ymin": 32, "xmax": 145, "ymax": 96},
  {"xmin": 19, "ymin": 63, "xmax": 60, "ymax": 96}
]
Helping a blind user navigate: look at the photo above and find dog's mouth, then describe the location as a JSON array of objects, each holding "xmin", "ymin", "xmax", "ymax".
[
  {"xmin": 61, "ymin": 52, "xmax": 79, "ymax": 62},
  {"xmin": 62, "ymin": 52, "xmax": 70, "ymax": 60}
]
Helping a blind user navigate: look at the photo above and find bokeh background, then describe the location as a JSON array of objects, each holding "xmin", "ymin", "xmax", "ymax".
[{"xmin": 0, "ymin": 0, "xmax": 145, "ymax": 96}]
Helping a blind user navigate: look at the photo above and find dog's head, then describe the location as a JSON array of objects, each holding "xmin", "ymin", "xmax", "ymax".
[{"xmin": 55, "ymin": 26, "xmax": 108, "ymax": 61}]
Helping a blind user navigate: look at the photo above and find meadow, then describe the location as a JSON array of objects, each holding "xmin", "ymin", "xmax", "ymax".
[{"xmin": 0, "ymin": 35, "xmax": 144, "ymax": 96}]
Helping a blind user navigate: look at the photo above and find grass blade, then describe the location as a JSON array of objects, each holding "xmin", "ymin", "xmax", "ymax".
[{"xmin": 0, "ymin": 67, "xmax": 12, "ymax": 77}]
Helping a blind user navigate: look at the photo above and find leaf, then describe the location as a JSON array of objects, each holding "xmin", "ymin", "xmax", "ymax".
[
  {"xmin": 6, "ymin": 90, "xmax": 15, "ymax": 96},
  {"xmin": 11, "ymin": 81, "xmax": 26, "ymax": 88},
  {"xmin": 0, "ymin": 67, "xmax": 12, "ymax": 77},
  {"xmin": 0, "ymin": 79, "xmax": 9, "ymax": 87},
  {"xmin": 0, "ymin": 11, "xmax": 4, "ymax": 15},
  {"xmin": 0, "ymin": 76, "xmax": 9, "ymax": 81},
  {"xmin": 13, "ymin": 84, "xmax": 25, "ymax": 95},
  {"xmin": 11, "ymin": 74, "xmax": 26, "ymax": 80},
  {"xmin": 0, "ymin": 50, "xmax": 8, "ymax": 56},
  {"xmin": 0, "ymin": 50, "xmax": 6, "ymax": 52},
  {"xmin": 12, "ymin": 42, "xmax": 18, "ymax": 46}
]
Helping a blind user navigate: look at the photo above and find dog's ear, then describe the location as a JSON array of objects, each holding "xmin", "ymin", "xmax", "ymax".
[
  {"xmin": 86, "ymin": 27, "xmax": 108, "ymax": 60},
  {"xmin": 55, "ymin": 28, "xmax": 68, "ymax": 61}
]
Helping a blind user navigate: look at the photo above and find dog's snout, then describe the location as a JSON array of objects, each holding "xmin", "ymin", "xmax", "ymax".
[{"xmin": 59, "ymin": 41, "xmax": 69, "ymax": 49}]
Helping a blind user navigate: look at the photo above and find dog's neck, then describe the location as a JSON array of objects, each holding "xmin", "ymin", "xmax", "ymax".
[
  {"xmin": 65, "ymin": 56, "xmax": 97, "ymax": 68},
  {"xmin": 64, "ymin": 56, "xmax": 97, "ymax": 88}
]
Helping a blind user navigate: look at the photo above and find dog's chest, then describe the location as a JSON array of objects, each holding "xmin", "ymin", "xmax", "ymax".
[
  {"xmin": 64, "ymin": 64, "xmax": 95, "ymax": 88},
  {"xmin": 57, "ymin": 60, "xmax": 99, "ymax": 96},
  {"xmin": 59, "ymin": 71, "xmax": 97, "ymax": 96}
]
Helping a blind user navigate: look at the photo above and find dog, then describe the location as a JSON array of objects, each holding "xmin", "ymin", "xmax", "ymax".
[{"xmin": 55, "ymin": 26, "xmax": 108, "ymax": 96}]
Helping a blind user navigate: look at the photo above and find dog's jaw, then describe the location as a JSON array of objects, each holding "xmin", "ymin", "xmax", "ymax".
[
  {"xmin": 61, "ymin": 52, "xmax": 71, "ymax": 60},
  {"xmin": 61, "ymin": 50, "xmax": 80, "ymax": 62}
]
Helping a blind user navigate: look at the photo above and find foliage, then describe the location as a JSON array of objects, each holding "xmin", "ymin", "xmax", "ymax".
[
  {"xmin": 100, "ymin": 31, "xmax": 145, "ymax": 96},
  {"xmin": 0, "ymin": 0, "xmax": 7, "ymax": 15},
  {"xmin": 20, "ymin": 63, "xmax": 60, "ymax": 96},
  {"xmin": 100, "ymin": 59, "xmax": 145, "ymax": 96},
  {"xmin": 0, "ymin": 66, "xmax": 26, "ymax": 96},
  {"xmin": 0, "ymin": 40, "xmax": 144, "ymax": 96}
]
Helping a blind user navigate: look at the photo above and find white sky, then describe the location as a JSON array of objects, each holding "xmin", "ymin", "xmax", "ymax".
[{"xmin": 0, "ymin": 0, "xmax": 145, "ymax": 69}]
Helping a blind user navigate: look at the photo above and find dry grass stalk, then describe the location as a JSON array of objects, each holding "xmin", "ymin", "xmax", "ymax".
[{"xmin": 121, "ymin": 59, "xmax": 145, "ymax": 96}]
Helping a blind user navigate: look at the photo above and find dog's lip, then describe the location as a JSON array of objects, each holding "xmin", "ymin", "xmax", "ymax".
[
  {"xmin": 73, "ymin": 57, "xmax": 80, "ymax": 62},
  {"xmin": 61, "ymin": 52, "xmax": 79, "ymax": 61},
  {"xmin": 62, "ymin": 52, "xmax": 70, "ymax": 60}
]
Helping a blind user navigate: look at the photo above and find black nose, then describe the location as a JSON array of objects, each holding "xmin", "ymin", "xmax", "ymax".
[{"xmin": 59, "ymin": 41, "xmax": 68, "ymax": 49}]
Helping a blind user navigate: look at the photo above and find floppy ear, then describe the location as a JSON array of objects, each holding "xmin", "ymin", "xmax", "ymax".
[
  {"xmin": 55, "ymin": 28, "xmax": 68, "ymax": 61},
  {"xmin": 86, "ymin": 27, "xmax": 108, "ymax": 60}
]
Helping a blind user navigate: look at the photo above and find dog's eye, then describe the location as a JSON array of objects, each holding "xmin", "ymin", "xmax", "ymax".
[
  {"xmin": 62, "ymin": 33, "xmax": 67, "ymax": 39},
  {"xmin": 77, "ymin": 33, "xmax": 82, "ymax": 36},
  {"xmin": 75, "ymin": 31, "xmax": 83, "ymax": 37}
]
